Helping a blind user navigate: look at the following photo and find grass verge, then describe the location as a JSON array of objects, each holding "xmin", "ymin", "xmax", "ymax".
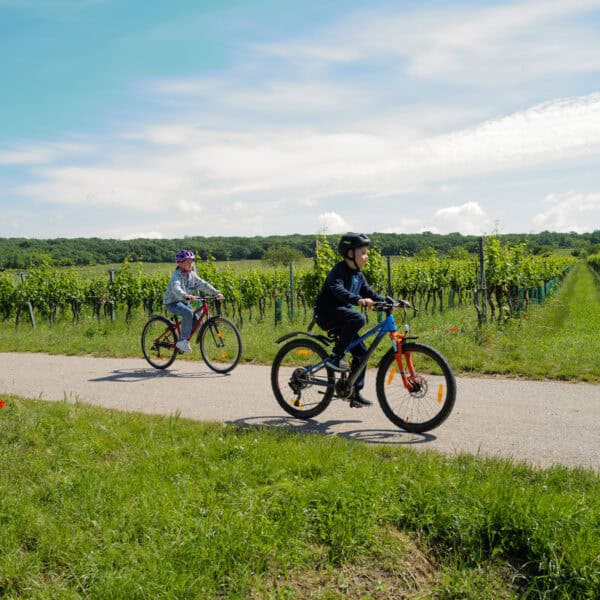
[{"xmin": 1, "ymin": 397, "xmax": 598, "ymax": 598}]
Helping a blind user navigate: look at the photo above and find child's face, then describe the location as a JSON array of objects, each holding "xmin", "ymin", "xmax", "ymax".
[
  {"xmin": 178, "ymin": 259, "xmax": 194, "ymax": 272},
  {"xmin": 350, "ymin": 245, "xmax": 369, "ymax": 269}
]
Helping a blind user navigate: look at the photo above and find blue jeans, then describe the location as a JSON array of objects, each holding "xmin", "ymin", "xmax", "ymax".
[{"xmin": 165, "ymin": 302, "xmax": 198, "ymax": 340}]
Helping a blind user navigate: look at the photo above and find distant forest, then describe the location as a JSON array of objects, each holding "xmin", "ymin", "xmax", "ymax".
[{"xmin": 1, "ymin": 231, "xmax": 599, "ymax": 269}]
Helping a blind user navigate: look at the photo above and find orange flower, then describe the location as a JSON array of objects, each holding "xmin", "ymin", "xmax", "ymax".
[{"xmin": 450, "ymin": 327, "xmax": 458, "ymax": 332}]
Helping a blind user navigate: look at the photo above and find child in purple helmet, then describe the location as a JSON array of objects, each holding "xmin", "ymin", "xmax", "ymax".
[
  {"xmin": 163, "ymin": 249, "xmax": 224, "ymax": 353},
  {"xmin": 313, "ymin": 233, "xmax": 385, "ymax": 407}
]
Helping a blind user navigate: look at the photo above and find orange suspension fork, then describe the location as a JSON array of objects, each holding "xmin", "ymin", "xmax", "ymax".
[{"xmin": 388, "ymin": 332, "xmax": 416, "ymax": 391}]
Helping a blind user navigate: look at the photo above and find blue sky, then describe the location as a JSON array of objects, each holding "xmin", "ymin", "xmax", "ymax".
[{"xmin": 1, "ymin": 0, "xmax": 600, "ymax": 239}]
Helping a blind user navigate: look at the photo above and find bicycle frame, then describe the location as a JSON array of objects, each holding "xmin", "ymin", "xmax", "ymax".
[
  {"xmin": 171, "ymin": 299, "xmax": 211, "ymax": 342},
  {"xmin": 301, "ymin": 307, "xmax": 419, "ymax": 393}
]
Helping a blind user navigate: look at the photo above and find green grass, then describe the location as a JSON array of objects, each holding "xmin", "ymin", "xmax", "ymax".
[
  {"xmin": 1, "ymin": 397, "xmax": 598, "ymax": 598},
  {"xmin": 1, "ymin": 262, "xmax": 599, "ymax": 382}
]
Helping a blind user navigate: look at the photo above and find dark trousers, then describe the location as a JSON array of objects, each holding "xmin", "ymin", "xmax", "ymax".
[{"xmin": 316, "ymin": 306, "xmax": 367, "ymax": 390}]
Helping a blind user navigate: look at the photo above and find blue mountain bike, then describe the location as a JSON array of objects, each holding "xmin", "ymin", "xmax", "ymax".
[{"xmin": 271, "ymin": 298, "xmax": 456, "ymax": 433}]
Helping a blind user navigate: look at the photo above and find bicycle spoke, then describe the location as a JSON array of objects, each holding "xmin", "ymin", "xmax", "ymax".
[
  {"xmin": 141, "ymin": 316, "xmax": 178, "ymax": 370},
  {"xmin": 376, "ymin": 343, "xmax": 455, "ymax": 433},
  {"xmin": 200, "ymin": 317, "xmax": 242, "ymax": 374},
  {"xmin": 271, "ymin": 339, "xmax": 334, "ymax": 419}
]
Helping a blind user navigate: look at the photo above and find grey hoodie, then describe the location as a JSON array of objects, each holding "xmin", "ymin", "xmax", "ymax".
[{"xmin": 163, "ymin": 267, "xmax": 220, "ymax": 305}]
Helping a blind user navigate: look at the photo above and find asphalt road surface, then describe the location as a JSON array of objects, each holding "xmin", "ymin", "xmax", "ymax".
[{"xmin": 2, "ymin": 352, "xmax": 599, "ymax": 471}]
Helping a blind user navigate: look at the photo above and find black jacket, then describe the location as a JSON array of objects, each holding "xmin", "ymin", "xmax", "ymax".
[{"xmin": 314, "ymin": 261, "xmax": 384, "ymax": 322}]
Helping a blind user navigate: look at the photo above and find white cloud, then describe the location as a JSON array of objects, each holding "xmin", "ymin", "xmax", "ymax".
[
  {"xmin": 0, "ymin": 148, "xmax": 54, "ymax": 165},
  {"xmin": 19, "ymin": 165, "xmax": 181, "ymax": 210},
  {"xmin": 0, "ymin": 142, "xmax": 90, "ymax": 165},
  {"xmin": 379, "ymin": 202, "xmax": 493, "ymax": 235},
  {"xmin": 434, "ymin": 202, "xmax": 494, "ymax": 235},
  {"xmin": 177, "ymin": 199, "xmax": 204, "ymax": 215},
  {"xmin": 263, "ymin": 0, "xmax": 600, "ymax": 84},
  {"xmin": 121, "ymin": 231, "xmax": 165, "ymax": 240},
  {"xmin": 318, "ymin": 212, "xmax": 352, "ymax": 233},
  {"xmin": 11, "ymin": 92, "xmax": 600, "ymax": 237},
  {"xmin": 381, "ymin": 217, "xmax": 428, "ymax": 234},
  {"xmin": 531, "ymin": 191, "xmax": 600, "ymax": 231}
]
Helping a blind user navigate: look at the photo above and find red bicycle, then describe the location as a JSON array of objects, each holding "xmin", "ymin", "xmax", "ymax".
[{"xmin": 141, "ymin": 298, "xmax": 242, "ymax": 373}]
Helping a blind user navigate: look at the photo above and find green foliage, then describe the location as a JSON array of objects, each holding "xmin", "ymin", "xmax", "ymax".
[
  {"xmin": 362, "ymin": 243, "xmax": 386, "ymax": 294},
  {"xmin": 297, "ymin": 234, "xmax": 337, "ymax": 304},
  {"xmin": 0, "ymin": 271, "xmax": 16, "ymax": 321},
  {"xmin": 588, "ymin": 252, "xmax": 600, "ymax": 273},
  {"xmin": 261, "ymin": 244, "xmax": 304, "ymax": 266}
]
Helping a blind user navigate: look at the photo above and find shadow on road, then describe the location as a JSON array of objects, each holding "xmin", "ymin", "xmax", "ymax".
[
  {"xmin": 228, "ymin": 415, "xmax": 436, "ymax": 446},
  {"xmin": 89, "ymin": 368, "xmax": 226, "ymax": 383}
]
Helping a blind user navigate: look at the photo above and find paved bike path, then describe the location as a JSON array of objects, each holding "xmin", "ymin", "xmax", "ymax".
[{"xmin": 2, "ymin": 352, "xmax": 599, "ymax": 471}]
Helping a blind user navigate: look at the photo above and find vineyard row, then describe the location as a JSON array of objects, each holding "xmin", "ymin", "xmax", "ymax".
[{"xmin": 0, "ymin": 237, "xmax": 580, "ymax": 326}]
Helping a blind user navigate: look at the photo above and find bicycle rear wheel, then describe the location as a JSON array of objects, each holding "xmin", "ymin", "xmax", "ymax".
[
  {"xmin": 376, "ymin": 343, "xmax": 456, "ymax": 433},
  {"xmin": 271, "ymin": 338, "xmax": 335, "ymax": 419},
  {"xmin": 198, "ymin": 316, "xmax": 242, "ymax": 374},
  {"xmin": 141, "ymin": 315, "xmax": 178, "ymax": 369}
]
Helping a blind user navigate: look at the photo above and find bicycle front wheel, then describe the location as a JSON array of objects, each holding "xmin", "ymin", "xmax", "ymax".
[
  {"xmin": 141, "ymin": 315, "xmax": 178, "ymax": 370},
  {"xmin": 376, "ymin": 343, "xmax": 456, "ymax": 433},
  {"xmin": 199, "ymin": 316, "xmax": 242, "ymax": 373},
  {"xmin": 271, "ymin": 338, "xmax": 335, "ymax": 419}
]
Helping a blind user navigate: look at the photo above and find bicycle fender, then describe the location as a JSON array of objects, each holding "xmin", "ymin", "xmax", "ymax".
[{"xmin": 275, "ymin": 331, "xmax": 332, "ymax": 345}]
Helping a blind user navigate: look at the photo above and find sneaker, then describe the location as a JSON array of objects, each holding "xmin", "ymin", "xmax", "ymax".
[
  {"xmin": 324, "ymin": 355, "xmax": 350, "ymax": 372},
  {"xmin": 176, "ymin": 339, "xmax": 192, "ymax": 353},
  {"xmin": 350, "ymin": 389, "xmax": 372, "ymax": 408}
]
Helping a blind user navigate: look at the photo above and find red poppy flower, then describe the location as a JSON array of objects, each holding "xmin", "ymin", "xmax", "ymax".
[
  {"xmin": 450, "ymin": 327, "xmax": 458, "ymax": 332},
  {"xmin": 0, "ymin": 400, "xmax": 5, "ymax": 408}
]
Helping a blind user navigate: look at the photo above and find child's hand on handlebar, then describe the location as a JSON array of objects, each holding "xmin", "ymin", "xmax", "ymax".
[{"xmin": 358, "ymin": 297, "xmax": 376, "ymax": 309}]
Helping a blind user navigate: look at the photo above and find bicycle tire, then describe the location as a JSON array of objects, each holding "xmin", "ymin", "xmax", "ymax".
[
  {"xmin": 198, "ymin": 316, "xmax": 242, "ymax": 374},
  {"xmin": 141, "ymin": 315, "xmax": 178, "ymax": 370},
  {"xmin": 376, "ymin": 343, "xmax": 456, "ymax": 433},
  {"xmin": 271, "ymin": 338, "xmax": 335, "ymax": 419}
]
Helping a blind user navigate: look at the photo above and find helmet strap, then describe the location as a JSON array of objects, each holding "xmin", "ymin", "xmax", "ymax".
[{"xmin": 346, "ymin": 249, "xmax": 360, "ymax": 270}]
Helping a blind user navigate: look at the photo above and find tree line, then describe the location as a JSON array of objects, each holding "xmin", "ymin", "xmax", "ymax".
[{"xmin": 1, "ymin": 230, "xmax": 599, "ymax": 269}]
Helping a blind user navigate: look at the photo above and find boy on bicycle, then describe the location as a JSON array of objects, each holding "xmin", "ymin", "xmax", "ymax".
[
  {"xmin": 313, "ymin": 233, "xmax": 385, "ymax": 407},
  {"xmin": 164, "ymin": 249, "xmax": 224, "ymax": 353}
]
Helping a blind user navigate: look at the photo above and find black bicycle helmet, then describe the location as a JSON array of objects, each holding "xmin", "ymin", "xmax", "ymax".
[{"xmin": 337, "ymin": 232, "xmax": 371, "ymax": 257}]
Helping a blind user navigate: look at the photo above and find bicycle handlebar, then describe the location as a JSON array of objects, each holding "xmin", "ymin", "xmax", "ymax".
[
  {"xmin": 372, "ymin": 297, "xmax": 413, "ymax": 312},
  {"xmin": 188, "ymin": 295, "xmax": 223, "ymax": 302}
]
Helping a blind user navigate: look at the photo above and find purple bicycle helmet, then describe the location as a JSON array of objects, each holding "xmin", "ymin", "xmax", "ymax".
[{"xmin": 176, "ymin": 249, "xmax": 196, "ymax": 262}]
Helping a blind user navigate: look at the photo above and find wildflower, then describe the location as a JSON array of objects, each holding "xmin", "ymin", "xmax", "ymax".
[
  {"xmin": 0, "ymin": 400, "xmax": 5, "ymax": 408},
  {"xmin": 450, "ymin": 327, "xmax": 458, "ymax": 333}
]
